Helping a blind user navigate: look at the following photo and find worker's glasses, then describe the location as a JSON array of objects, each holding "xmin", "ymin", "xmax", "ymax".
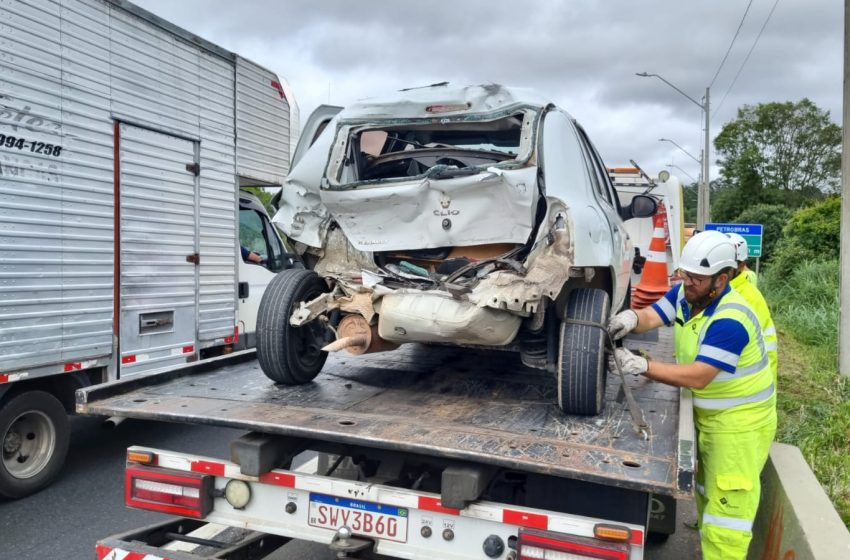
[{"xmin": 679, "ymin": 270, "xmax": 712, "ymax": 287}]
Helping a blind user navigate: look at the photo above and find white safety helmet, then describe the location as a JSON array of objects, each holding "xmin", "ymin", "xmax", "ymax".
[
  {"xmin": 726, "ymin": 232, "xmax": 748, "ymax": 262},
  {"xmin": 680, "ymin": 230, "xmax": 738, "ymax": 276}
]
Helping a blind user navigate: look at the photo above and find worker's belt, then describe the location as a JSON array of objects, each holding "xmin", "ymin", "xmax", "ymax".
[{"xmin": 692, "ymin": 383, "xmax": 774, "ymax": 410}]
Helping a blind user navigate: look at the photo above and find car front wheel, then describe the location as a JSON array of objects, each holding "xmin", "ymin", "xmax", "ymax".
[{"xmin": 256, "ymin": 270, "xmax": 331, "ymax": 385}]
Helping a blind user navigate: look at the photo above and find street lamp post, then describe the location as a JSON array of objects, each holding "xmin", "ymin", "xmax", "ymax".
[
  {"xmin": 638, "ymin": 72, "xmax": 710, "ymax": 229},
  {"xmin": 659, "ymin": 138, "xmax": 701, "ymax": 165},
  {"xmin": 666, "ymin": 164, "xmax": 697, "ymax": 183},
  {"xmin": 659, "ymin": 138, "xmax": 702, "ymax": 183}
]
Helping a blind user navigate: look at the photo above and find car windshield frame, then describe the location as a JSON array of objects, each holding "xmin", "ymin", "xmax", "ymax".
[{"xmin": 323, "ymin": 105, "xmax": 541, "ymax": 191}]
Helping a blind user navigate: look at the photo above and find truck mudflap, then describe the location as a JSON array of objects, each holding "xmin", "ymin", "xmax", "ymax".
[
  {"xmin": 96, "ymin": 519, "xmax": 288, "ymax": 560},
  {"xmin": 120, "ymin": 447, "xmax": 647, "ymax": 560}
]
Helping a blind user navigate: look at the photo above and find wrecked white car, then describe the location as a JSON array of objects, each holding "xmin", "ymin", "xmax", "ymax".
[{"xmin": 259, "ymin": 84, "xmax": 656, "ymax": 415}]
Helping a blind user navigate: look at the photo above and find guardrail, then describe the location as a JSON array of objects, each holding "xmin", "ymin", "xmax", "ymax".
[{"xmin": 749, "ymin": 443, "xmax": 850, "ymax": 559}]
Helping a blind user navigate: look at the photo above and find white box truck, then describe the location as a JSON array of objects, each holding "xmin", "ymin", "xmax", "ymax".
[{"xmin": 0, "ymin": 0, "xmax": 293, "ymax": 498}]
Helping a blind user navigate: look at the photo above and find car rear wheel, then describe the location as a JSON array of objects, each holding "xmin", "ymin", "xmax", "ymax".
[
  {"xmin": 0, "ymin": 390, "xmax": 69, "ymax": 499},
  {"xmin": 557, "ymin": 288, "xmax": 611, "ymax": 415},
  {"xmin": 257, "ymin": 270, "xmax": 331, "ymax": 385}
]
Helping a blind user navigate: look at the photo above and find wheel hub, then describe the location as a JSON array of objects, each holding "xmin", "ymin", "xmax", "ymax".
[
  {"xmin": 2, "ymin": 410, "xmax": 56, "ymax": 479},
  {"xmin": 3, "ymin": 429, "xmax": 21, "ymax": 455}
]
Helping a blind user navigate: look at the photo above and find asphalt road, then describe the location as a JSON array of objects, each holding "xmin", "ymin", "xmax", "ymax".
[
  {"xmin": 0, "ymin": 415, "xmax": 698, "ymax": 559},
  {"xmin": 0, "ymin": 414, "xmax": 344, "ymax": 560},
  {"xmin": 0, "ymin": 415, "xmax": 237, "ymax": 559}
]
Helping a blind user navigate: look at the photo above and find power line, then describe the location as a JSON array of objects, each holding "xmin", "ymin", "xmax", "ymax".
[
  {"xmin": 713, "ymin": 0, "xmax": 782, "ymax": 119},
  {"xmin": 709, "ymin": 0, "xmax": 755, "ymax": 89}
]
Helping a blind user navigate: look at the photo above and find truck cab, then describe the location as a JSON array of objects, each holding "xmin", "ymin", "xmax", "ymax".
[{"xmin": 237, "ymin": 192, "xmax": 298, "ymax": 349}]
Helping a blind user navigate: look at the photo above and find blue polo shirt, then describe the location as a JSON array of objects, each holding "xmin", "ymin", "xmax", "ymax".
[{"xmin": 650, "ymin": 284, "xmax": 750, "ymax": 373}]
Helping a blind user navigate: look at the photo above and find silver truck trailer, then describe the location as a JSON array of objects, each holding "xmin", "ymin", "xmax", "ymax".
[{"xmin": 0, "ymin": 0, "xmax": 293, "ymax": 498}]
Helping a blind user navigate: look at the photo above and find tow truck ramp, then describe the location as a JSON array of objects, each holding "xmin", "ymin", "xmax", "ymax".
[{"xmin": 80, "ymin": 328, "xmax": 692, "ymax": 560}]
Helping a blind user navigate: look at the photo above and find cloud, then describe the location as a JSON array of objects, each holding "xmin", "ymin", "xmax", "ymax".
[{"xmin": 132, "ymin": 0, "xmax": 841, "ymax": 182}]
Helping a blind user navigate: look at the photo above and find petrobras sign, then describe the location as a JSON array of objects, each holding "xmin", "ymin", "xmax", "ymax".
[{"xmin": 704, "ymin": 223, "xmax": 763, "ymax": 258}]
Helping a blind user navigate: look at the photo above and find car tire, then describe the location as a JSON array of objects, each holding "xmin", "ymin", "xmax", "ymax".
[
  {"xmin": 0, "ymin": 390, "xmax": 69, "ymax": 499},
  {"xmin": 257, "ymin": 269, "xmax": 330, "ymax": 385},
  {"xmin": 557, "ymin": 288, "xmax": 610, "ymax": 415}
]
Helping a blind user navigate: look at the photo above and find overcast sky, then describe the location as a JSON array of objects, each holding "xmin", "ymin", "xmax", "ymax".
[{"xmin": 134, "ymin": 0, "xmax": 842, "ymax": 183}]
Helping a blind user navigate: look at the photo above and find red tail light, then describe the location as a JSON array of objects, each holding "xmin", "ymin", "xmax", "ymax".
[
  {"xmin": 517, "ymin": 527, "xmax": 630, "ymax": 560},
  {"xmin": 125, "ymin": 465, "xmax": 213, "ymax": 518}
]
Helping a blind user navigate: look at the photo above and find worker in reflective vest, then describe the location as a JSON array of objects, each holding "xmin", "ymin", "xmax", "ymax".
[
  {"xmin": 726, "ymin": 232, "xmax": 777, "ymax": 382},
  {"xmin": 607, "ymin": 230, "xmax": 776, "ymax": 560},
  {"xmin": 726, "ymin": 232, "xmax": 759, "ymax": 287}
]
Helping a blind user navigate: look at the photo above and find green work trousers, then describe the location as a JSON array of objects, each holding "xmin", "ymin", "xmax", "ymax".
[{"xmin": 695, "ymin": 422, "xmax": 776, "ymax": 560}]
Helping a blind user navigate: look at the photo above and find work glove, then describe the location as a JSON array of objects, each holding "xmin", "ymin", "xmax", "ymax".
[
  {"xmin": 607, "ymin": 309, "xmax": 638, "ymax": 341},
  {"xmin": 609, "ymin": 347, "xmax": 648, "ymax": 377}
]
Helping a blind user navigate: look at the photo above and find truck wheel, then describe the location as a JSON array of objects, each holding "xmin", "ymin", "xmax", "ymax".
[
  {"xmin": 257, "ymin": 269, "xmax": 330, "ymax": 385},
  {"xmin": 557, "ymin": 288, "xmax": 610, "ymax": 415},
  {"xmin": 0, "ymin": 390, "xmax": 69, "ymax": 499}
]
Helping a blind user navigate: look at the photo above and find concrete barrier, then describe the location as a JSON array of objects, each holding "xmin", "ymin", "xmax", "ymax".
[{"xmin": 749, "ymin": 443, "xmax": 850, "ymax": 559}]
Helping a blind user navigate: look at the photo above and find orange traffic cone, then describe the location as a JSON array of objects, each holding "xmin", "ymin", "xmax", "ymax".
[{"xmin": 632, "ymin": 202, "xmax": 671, "ymax": 309}]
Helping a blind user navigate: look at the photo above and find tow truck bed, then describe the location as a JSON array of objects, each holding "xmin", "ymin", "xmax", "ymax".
[{"xmin": 77, "ymin": 328, "xmax": 692, "ymax": 497}]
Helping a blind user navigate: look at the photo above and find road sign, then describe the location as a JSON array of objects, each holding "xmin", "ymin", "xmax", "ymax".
[{"xmin": 704, "ymin": 223, "xmax": 763, "ymax": 258}]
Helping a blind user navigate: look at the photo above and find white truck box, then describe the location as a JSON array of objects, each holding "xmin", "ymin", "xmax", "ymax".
[{"xmin": 0, "ymin": 0, "xmax": 292, "ymax": 498}]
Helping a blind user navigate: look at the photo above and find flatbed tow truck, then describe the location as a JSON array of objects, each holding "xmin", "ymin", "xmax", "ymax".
[{"xmin": 78, "ymin": 324, "xmax": 692, "ymax": 560}]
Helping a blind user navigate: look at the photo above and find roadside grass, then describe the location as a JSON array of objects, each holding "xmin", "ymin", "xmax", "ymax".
[
  {"xmin": 761, "ymin": 260, "xmax": 839, "ymax": 349},
  {"xmin": 760, "ymin": 260, "xmax": 849, "ymax": 526},
  {"xmin": 774, "ymin": 334, "xmax": 850, "ymax": 526}
]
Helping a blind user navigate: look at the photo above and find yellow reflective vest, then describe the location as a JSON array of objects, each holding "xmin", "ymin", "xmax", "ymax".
[
  {"xmin": 731, "ymin": 273, "xmax": 777, "ymax": 382},
  {"xmin": 673, "ymin": 284, "xmax": 775, "ymax": 433},
  {"xmin": 743, "ymin": 268, "xmax": 758, "ymax": 287}
]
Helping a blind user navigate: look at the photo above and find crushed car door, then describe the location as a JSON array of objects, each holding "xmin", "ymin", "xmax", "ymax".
[
  {"xmin": 290, "ymin": 104, "xmax": 343, "ymax": 171},
  {"xmin": 271, "ymin": 105, "xmax": 342, "ymax": 247}
]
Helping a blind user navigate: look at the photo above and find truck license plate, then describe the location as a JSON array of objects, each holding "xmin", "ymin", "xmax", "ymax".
[{"xmin": 308, "ymin": 493, "xmax": 409, "ymax": 543}]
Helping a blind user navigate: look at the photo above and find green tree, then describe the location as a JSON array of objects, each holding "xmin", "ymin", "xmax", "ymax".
[
  {"xmin": 731, "ymin": 203, "xmax": 793, "ymax": 263},
  {"xmin": 770, "ymin": 196, "xmax": 841, "ymax": 271},
  {"xmin": 710, "ymin": 183, "xmax": 748, "ymax": 223},
  {"xmin": 682, "ymin": 182, "xmax": 698, "ymax": 223},
  {"xmin": 714, "ymin": 99, "xmax": 841, "ymax": 206}
]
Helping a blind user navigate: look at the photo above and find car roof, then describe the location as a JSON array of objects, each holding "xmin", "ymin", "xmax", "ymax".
[{"xmin": 337, "ymin": 83, "xmax": 556, "ymax": 121}]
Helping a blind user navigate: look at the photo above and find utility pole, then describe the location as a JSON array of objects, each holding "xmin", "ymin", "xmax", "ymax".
[
  {"xmin": 701, "ymin": 87, "xmax": 711, "ymax": 228},
  {"xmin": 636, "ymin": 73, "xmax": 711, "ymax": 229},
  {"xmin": 840, "ymin": 0, "xmax": 850, "ymax": 377}
]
